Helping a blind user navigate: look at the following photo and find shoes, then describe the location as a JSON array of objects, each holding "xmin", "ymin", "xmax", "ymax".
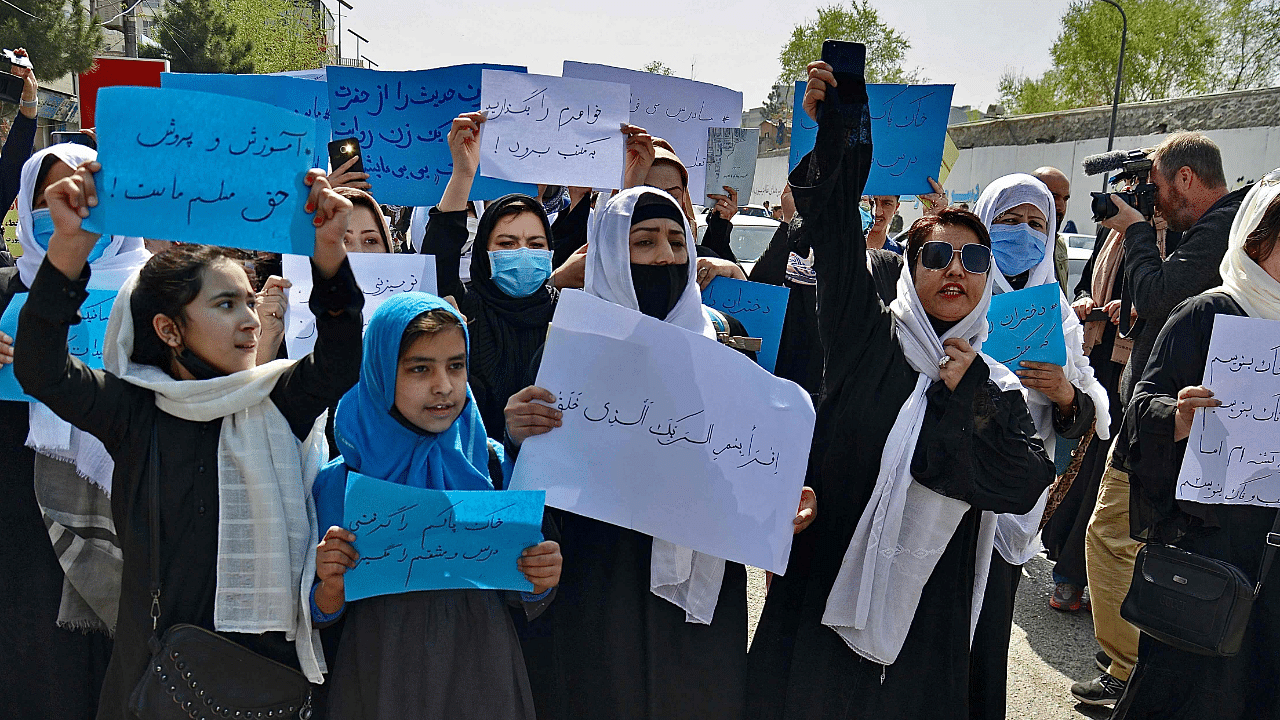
[
  {"xmin": 1095, "ymin": 650, "xmax": 1111, "ymax": 674},
  {"xmin": 1050, "ymin": 582, "xmax": 1087, "ymax": 612},
  {"xmin": 1071, "ymin": 673, "xmax": 1127, "ymax": 706}
]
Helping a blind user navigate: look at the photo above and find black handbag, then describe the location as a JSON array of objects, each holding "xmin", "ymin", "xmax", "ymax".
[
  {"xmin": 128, "ymin": 427, "xmax": 315, "ymax": 720},
  {"xmin": 1120, "ymin": 510, "xmax": 1280, "ymax": 657}
]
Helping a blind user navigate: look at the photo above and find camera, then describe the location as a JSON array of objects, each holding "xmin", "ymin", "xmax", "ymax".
[{"xmin": 1082, "ymin": 148, "xmax": 1158, "ymax": 222}]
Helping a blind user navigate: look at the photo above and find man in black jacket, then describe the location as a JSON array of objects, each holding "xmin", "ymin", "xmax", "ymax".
[{"xmin": 1070, "ymin": 131, "xmax": 1250, "ymax": 707}]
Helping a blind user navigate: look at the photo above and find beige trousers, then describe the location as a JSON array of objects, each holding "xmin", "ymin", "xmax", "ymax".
[{"xmin": 1084, "ymin": 460, "xmax": 1143, "ymax": 682}]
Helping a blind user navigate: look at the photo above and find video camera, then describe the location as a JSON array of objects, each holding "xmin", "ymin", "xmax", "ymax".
[{"xmin": 1081, "ymin": 148, "xmax": 1158, "ymax": 222}]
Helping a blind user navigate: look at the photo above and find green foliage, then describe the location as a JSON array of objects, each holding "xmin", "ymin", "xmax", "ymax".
[
  {"xmin": 1212, "ymin": 0, "xmax": 1280, "ymax": 91},
  {"xmin": 761, "ymin": 83, "xmax": 793, "ymax": 123},
  {"xmin": 0, "ymin": 0, "xmax": 101, "ymax": 79},
  {"xmin": 777, "ymin": 1, "xmax": 920, "ymax": 85},
  {"xmin": 151, "ymin": 0, "xmax": 254, "ymax": 73},
  {"xmin": 641, "ymin": 61, "xmax": 675, "ymax": 76},
  {"xmin": 223, "ymin": 0, "xmax": 329, "ymax": 74}
]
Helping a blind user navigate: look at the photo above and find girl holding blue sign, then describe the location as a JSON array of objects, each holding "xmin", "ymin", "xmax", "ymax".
[{"xmin": 309, "ymin": 292, "xmax": 561, "ymax": 720}]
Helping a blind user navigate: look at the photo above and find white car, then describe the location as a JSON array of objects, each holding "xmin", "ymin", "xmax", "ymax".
[{"xmin": 695, "ymin": 213, "xmax": 782, "ymax": 275}]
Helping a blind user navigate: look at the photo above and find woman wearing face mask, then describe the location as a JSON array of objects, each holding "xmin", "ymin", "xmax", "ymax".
[
  {"xmin": 0, "ymin": 144, "xmax": 146, "ymax": 718},
  {"xmin": 962, "ymin": 174, "xmax": 1109, "ymax": 719},
  {"xmin": 15, "ymin": 161, "xmax": 360, "ymax": 720},
  {"xmin": 420, "ymin": 113, "xmax": 558, "ymax": 444},
  {"xmin": 745, "ymin": 60, "xmax": 1053, "ymax": 720}
]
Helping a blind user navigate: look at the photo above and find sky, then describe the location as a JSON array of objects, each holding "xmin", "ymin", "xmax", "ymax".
[{"xmin": 333, "ymin": 0, "xmax": 1082, "ymax": 113}]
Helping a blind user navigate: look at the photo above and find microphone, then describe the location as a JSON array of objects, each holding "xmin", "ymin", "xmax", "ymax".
[{"xmin": 1081, "ymin": 149, "xmax": 1135, "ymax": 176}]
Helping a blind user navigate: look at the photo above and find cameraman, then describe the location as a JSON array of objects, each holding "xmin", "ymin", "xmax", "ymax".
[{"xmin": 1069, "ymin": 131, "xmax": 1250, "ymax": 707}]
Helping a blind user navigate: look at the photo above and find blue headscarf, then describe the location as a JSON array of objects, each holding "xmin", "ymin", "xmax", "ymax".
[{"xmin": 312, "ymin": 293, "xmax": 495, "ymax": 534}]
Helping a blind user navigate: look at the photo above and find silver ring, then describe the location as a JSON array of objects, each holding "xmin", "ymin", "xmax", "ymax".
[{"xmin": 938, "ymin": 355, "xmax": 951, "ymax": 369}]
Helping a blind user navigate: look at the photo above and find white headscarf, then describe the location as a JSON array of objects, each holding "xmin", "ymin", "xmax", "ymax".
[
  {"xmin": 101, "ymin": 271, "xmax": 328, "ymax": 682},
  {"xmin": 585, "ymin": 187, "xmax": 721, "ymax": 624},
  {"xmin": 822, "ymin": 241, "xmax": 1019, "ymax": 665},
  {"xmin": 975, "ymin": 174, "xmax": 1111, "ymax": 565},
  {"xmin": 18, "ymin": 144, "xmax": 151, "ymax": 493},
  {"xmin": 1209, "ymin": 168, "xmax": 1280, "ymax": 320}
]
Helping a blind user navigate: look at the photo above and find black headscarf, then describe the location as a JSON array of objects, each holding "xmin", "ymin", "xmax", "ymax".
[{"xmin": 460, "ymin": 194, "xmax": 560, "ymax": 438}]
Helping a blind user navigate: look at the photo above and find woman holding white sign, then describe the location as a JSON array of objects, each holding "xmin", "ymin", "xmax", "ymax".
[
  {"xmin": 1111, "ymin": 173, "xmax": 1280, "ymax": 719},
  {"xmin": 745, "ymin": 59, "xmax": 1054, "ymax": 720}
]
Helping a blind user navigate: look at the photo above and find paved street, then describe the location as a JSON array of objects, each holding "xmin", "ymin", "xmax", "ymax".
[{"xmin": 746, "ymin": 553, "xmax": 1114, "ymax": 719}]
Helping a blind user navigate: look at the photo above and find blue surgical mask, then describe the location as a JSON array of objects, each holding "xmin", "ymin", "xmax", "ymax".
[
  {"xmin": 488, "ymin": 248, "xmax": 552, "ymax": 298},
  {"xmin": 988, "ymin": 223, "xmax": 1048, "ymax": 277},
  {"xmin": 29, "ymin": 208, "xmax": 114, "ymax": 263}
]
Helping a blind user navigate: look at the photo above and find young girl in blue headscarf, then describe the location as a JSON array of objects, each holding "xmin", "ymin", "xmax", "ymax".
[{"xmin": 310, "ymin": 292, "xmax": 562, "ymax": 720}]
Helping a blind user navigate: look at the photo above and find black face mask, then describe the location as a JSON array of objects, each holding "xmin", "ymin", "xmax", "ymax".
[
  {"xmin": 175, "ymin": 347, "xmax": 227, "ymax": 380},
  {"xmin": 630, "ymin": 263, "xmax": 688, "ymax": 320}
]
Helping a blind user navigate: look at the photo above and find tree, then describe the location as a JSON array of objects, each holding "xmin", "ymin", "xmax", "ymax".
[
  {"xmin": 761, "ymin": 83, "xmax": 793, "ymax": 124},
  {"xmin": 223, "ymin": 0, "xmax": 329, "ymax": 74},
  {"xmin": 777, "ymin": 1, "xmax": 920, "ymax": 85},
  {"xmin": 147, "ymin": 0, "xmax": 254, "ymax": 73},
  {"xmin": 641, "ymin": 61, "xmax": 675, "ymax": 76},
  {"xmin": 0, "ymin": 0, "xmax": 101, "ymax": 80},
  {"xmin": 1212, "ymin": 0, "xmax": 1280, "ymax": 91}
]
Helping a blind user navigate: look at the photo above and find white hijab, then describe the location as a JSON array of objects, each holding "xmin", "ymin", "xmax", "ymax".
[
  {"xmin": 18, "ymin": 144, "xmax": 151, "ymax": 493},
  {"xmin": 1209, "ymin": 169, "xmax": 1280, "ymax": 320},
  {"xmin": 585, "ymin": 187, "xmax": 723, "ymax": 624},
  {"xmin": 822, "ymin": 241, "xmax": 1019, "ymax": 665},
  {"xmin": 102, "ymin": 271, "xmax": 328, "ymax": 682},
  {"xmin": 975, "ymin": 174, "xmax": 1111, "ymax": 565}
]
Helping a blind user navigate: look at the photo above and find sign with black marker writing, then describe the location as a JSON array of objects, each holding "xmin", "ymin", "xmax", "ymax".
[
  {"xmin": 508, "ymin": 290, "xmax": 815, "ymax": 575},
  {"xmin": 84, "ymin": 87, "xmax": 316, "ymax": 255},
  {"xmin": 704, "ymin": 127, "xmax": 760, "ymax": 200},
  {"xmin": 1177, "ymin": 315, "xmax": 1280, "ymax": 507},
  {"xmin": 983, "ymin": 283, "xmax": 1067, "ymax": 374},
  {"xmin": 342, "ymin": 473, "xmax": 545, "ymax": 600},
  {"xmin": 478, "ymin": 69, "xmax": 629, "ymax": 189}
]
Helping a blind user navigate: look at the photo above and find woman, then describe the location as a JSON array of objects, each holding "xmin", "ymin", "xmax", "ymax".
[
  {"xmin": 966, "ymin": 173, "xmax": 1109, "ymax": 719},
  {"xmin": 338, "ymin": 186, "xmax": 393, "ymax": 254},
  {"xmin": 423, "ymin": 113, "xmax": 559, "ymax": 443},
  {"xmin": 744, "ymin": 60, "xmax": 1054, "ymax": 719},
  {"xmin": 14, "ymin": 161, "xmax": 361, "ymax": 720},
  {"xmin": 309, "ymin": 293, "xmax": 561, "ymax": 719},
  {"xmin": 1112, "ymin": 172, "xmax": 1280, "ymax": 719}
]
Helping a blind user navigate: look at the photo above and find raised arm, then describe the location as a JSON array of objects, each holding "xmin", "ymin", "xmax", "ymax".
[
  {"xmin": 0, "ymin": 51, "xmax": 40, "ymax": 212},
  {"xmin": 423, "ymin": 113, "xmax": 484, "ymax": 300}
]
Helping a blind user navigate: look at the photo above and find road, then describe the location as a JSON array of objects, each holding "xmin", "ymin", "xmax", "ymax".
[{"xmin": 746, "ymin": 552, "xmax": 1113, "ymax": 719}]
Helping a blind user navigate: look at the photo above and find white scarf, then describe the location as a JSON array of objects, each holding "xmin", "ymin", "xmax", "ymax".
[
  {"xmin": 586, "ymin": 186, "xmax": 726, "ymax": 624},
  {"xmin": 1208, "ymin": 170, "xmax": 1280, "ymax": 320},
  {"xmin": 976, "ymin": 174, "xmax": 1112, "ymax": 566},
  {"xmin": 16, "ymin": 145, "xmax": 151, "ymax": 494},
  {"xmin": 821, "ymin": 256, "xmax": 1019, "ymax": 665},
  {"xmin": 102, "ymin": 272, "xmax": 328, "ymax": 682}
]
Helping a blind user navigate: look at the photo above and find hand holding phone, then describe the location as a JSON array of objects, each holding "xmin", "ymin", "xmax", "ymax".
[{"xmin": 327, "ymin": 138, "xmax": 370, "ymax": 191}]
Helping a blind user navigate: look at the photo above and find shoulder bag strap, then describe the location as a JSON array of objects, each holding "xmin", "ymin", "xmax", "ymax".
[
  {"xmin": 147, "ymin": 424, "xmax": 162, "ymax": 638},
  {"xmin": 1253, "ymin": 509, "xmax": 1280, "ymax": 596}
]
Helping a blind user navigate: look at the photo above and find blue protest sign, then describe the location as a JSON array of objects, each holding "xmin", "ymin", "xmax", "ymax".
[
  {"xmin": 788, "ymin": 82, "xmax": 955, "ymax": 196},
  {"xmin": 161, "ymin": 72, "xmax": 330, "ymax": 166},
  {"xmin": 326, "ymin": 65, "xmax": 535, "ymax": 207},
  {"xmin": 0, "ymin": 289, "xmax": 117, "ymax": 401},
  {"xmin": 984, "ymin": 282, "xmax": 1068, "ymax": 374},
  {"xmin": 701, "ymin": 276, "xmax": 790, "ymax": 373},
  {"xmin": 83, "ymin": 87, "xmax": 316, "ymax": 255},
  {"xmin": 342, "ymin": 472, "xmax": 545, "ymax": 600}
]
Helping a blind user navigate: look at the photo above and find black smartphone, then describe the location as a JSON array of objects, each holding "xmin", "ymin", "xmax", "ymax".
[
  {"xmin": 820, "ymin": 40, "xmax": 867, "ymax": 117},
  {"xmin": 51, "ymin": 131, "xmax": 97, "ymax": 149},
  {"xmin": 0, "ymin": 71, "xmax": 23, "ymax": 105},
  {"xmin": 328, "ymin": 138, "xmax": 364, "ymax": 175}
]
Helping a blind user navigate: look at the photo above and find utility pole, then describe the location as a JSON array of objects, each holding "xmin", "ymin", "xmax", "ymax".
[
  {"xmin": 348, "ymin": 30, "xmax": 368, "ymax": 68},
  {"xmin": 122, "ymin": 0, "xmax": 139, "ymax": 58},
  {"xmin": 335, "ymin": 0, "xmax": 352, "ymax": 64}
]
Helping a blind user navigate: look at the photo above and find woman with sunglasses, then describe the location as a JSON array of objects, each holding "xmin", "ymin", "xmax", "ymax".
[{"xmin": 745, "ymin": 59, "xmax": 1053, "ymax": 720}]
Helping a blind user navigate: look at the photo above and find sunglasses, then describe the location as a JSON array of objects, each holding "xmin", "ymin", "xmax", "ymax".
[{"xmin": 918, "ymin": 241, "xmax": 992, "ymax": 274}]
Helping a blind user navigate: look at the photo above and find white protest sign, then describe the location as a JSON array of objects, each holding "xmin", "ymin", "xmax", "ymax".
[
  {"xmin": 282, "ymin": 253, "xmax": 436, "ymax": 358},
  {"xmin": 508, "ymin": 290, "xmax": 815, "ymax": 574},
  {"xmin": 478, "ymin": 70, "xmax": 629, "ymax": 190},
  {"xmin": 1177, "ymin": 314, "xmax": 1280, "ymax": 507},
  {"xmin": 704, "ymin": 127, "xmax": 760, "ymax": 200},
  {"xmin": 561, "ymin": 62, "xmax": 742, "ymax": 205}
]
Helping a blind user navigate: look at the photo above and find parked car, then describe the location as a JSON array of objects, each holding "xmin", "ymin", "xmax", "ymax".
[
  {"xmin": 1066, "ymin": 244, "xmax": 1091, "ymax": 294},
  {"xmin": 1063, "ymin": 232, "xmax": 1096, "ymax": 252},
  {"xmin": 695, "ymin": 213, "xmax": 781, "ymax": 275},
  {"xmin": 736, "ymin": 204, "xmax": 774, "ymax": 219}
]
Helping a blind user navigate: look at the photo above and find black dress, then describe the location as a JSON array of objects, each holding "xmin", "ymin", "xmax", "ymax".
[
  {"xmin": 743, "ymin": 77, "xmax": 1054, "ymax": 720},
  {"xmin": 1112, "ymin": 292, "xmax": 1280, "ymax": 719},
  {"xmin": 14, "ymin": 257, "xmax": 363, "ymax": 720}
]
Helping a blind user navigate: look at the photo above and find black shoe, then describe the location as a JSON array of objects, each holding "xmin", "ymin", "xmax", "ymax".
[
  {"xmin": 1071, "ymin": 673, "xmax": 1126, "ymax": 706},
  {"xmin": 1095, "ymin": 650, "xmax": 1111, "ymax": 673}
]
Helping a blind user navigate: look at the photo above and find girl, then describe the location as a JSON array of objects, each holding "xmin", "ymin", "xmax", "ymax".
[
  {"xmin": 309, "ymin": 292, "xmax": 561, "ymax": 719},
  {"xmin": 15, "ymin": 160, "xmax": 360, "ymax": 720},
  {"xmin": 337, "ymin": 187, "xmax": 393, "ymax": 254}
]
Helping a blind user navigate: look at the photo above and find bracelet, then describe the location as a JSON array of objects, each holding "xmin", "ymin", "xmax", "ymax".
[{"xmin": 19, "ymin": 97, "xmax": 37, "ymax": 109}]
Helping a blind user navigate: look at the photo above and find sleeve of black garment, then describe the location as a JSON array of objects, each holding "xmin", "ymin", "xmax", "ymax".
[
  {"xmin": 271, "ymin": 258, "xmax": 364, "ymax": 440},
  {"xmin": 910, "ymin": 359, "xmax": 1056, "ymax": 514},
  {"xmin": 550, "ymin": 194, "xmax": 591, "ymax": 268},
  {"xmin": 747, "ymin": 222, "xmax": 791, "ymax": 286},
  {"xmin": 422, "ymin": 206, "xmax": 469, "ymax": 302},
  {"xmin": 700, "ymin": 212, "xmax": 737, "ymax": 264},
  {"xmin": 14, "ymin": 258, "xmax": 150, "ymax": 454},
  {"xmin": 1124, "ymin": 217, "xmax": 1228, "ymax": 322},
  {"xmin": 1052, "ymin": 386, "xmax": 1095, "ymax": 438},
  {"xmin": 0, "ymin": 113, "xmax": 37, "ymax": 213}
]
